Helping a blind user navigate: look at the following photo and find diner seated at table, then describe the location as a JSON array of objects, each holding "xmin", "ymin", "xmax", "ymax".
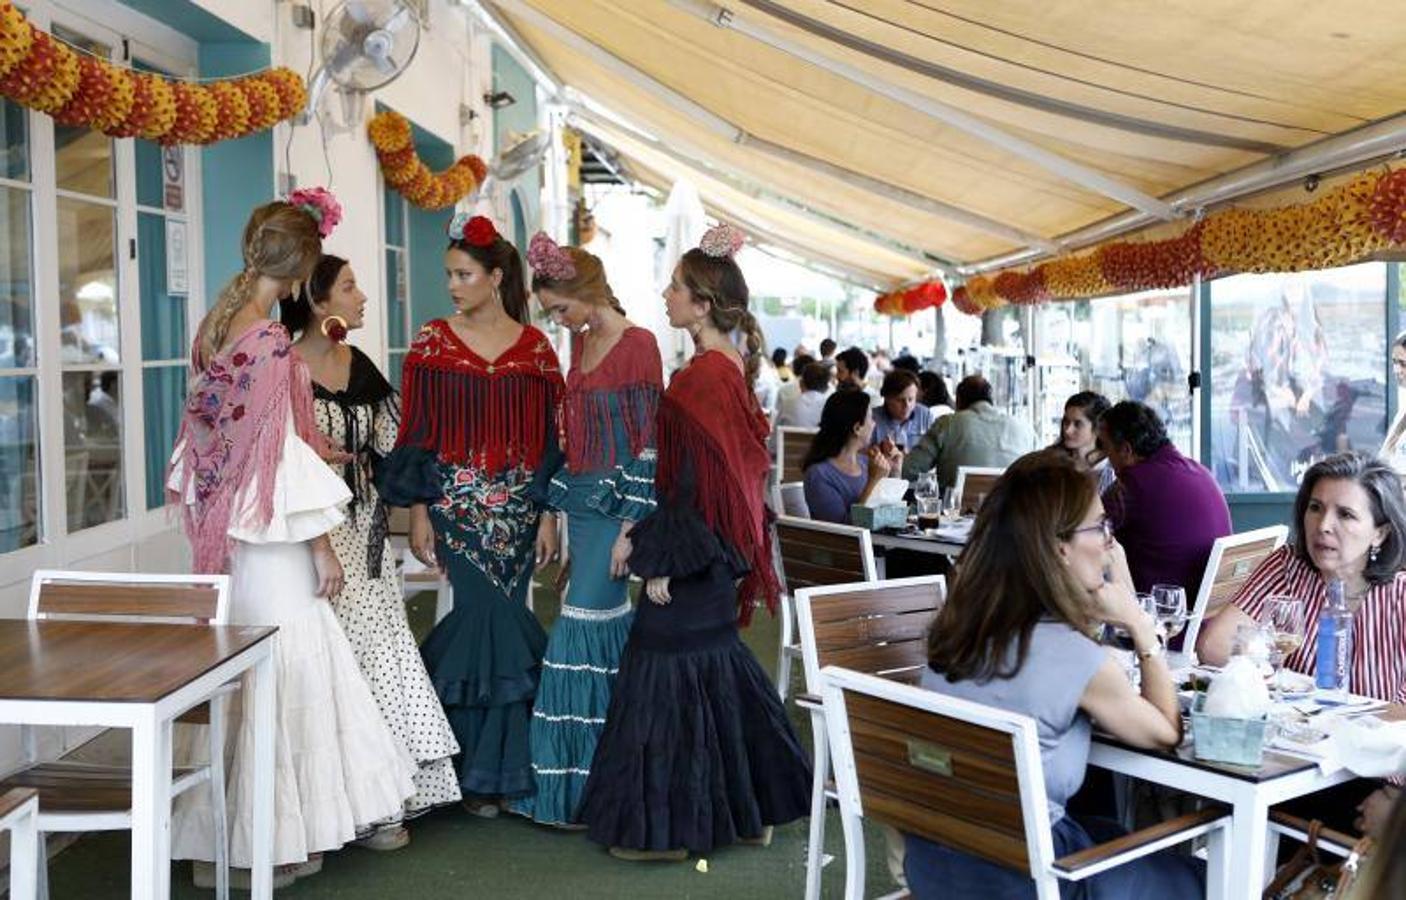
[
  {"xmin": 908, "ymin": 453, "xmax": 1203, "ymax": 898},
  {"xmin": 1099, "ymin": 400, "xmax": 1230, "ymax": 597},
  {"xmin": 776, "ymin": 360, "xmax": 830, "ymax": 428},
  {"xmin": 1198, "ymin": 452, "xmax": 1406, "ymax": 832},
  {"xmin": 869, "ymin": 369, "xmax": 932, "ymax": 453},
  {"xmin": 1052, "ymin": 390, "xmax": 1115, "ymax": 494},
  {"xmin": 801, "ymin": 390, "xmax": 901, "ymax": 524},
  {"xmin": 900, "ymin": 374, "xmax": 1036, "ymax": 489}
]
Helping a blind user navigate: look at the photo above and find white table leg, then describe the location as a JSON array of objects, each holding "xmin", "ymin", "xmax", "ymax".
[
  {"xmin": 1226, "ymin": 790, "xmax": 1271, "ymax": 899},
  {"xmin": 8, "ymin": 801, "xmax": 37, "ymax": 900},
  {"xmin": 130, "ymin": 711, "xmax": 173, "ymax": 899},
  {"xmin": 249, "ymin": 647, "xmax": 277, "ymax": 900}
]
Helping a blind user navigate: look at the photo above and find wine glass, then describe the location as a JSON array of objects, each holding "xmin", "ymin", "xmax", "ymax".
[
  {"xmin": 1150, "ymin": 584, "xmax": 1188, "ymax": 648},
  {"xmin": 1260, "ymin": 595, "xmax": 1306, "ymax": 699},
  {"xmin": 913, "ymin": 470, "xmax": 938, "ymax": 501}
]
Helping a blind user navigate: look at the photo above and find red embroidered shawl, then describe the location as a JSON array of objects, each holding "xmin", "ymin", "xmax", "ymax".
[
  {"xmin": 396, "ymin": 319, "xmax": 564, "ymax": 474},
  {"xmin": 563, "ymin": 326, "xmax": 662, "ymax": 473},
  {"xmin": 657, "ymin": 350, "xmax": 779, "ymax": 624}
]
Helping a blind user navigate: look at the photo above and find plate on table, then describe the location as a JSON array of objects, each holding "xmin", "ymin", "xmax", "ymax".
[{"xmin": 1274, "ymin": 670, "xmax": 1316, "ymax": 698}]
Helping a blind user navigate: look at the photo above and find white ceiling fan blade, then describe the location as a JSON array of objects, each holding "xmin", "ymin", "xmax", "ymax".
[
  {"xmin": 344, "ymin": 1, "xmax": 374, "ymax": 25},
  {"xmin": 372, "ymin": 53, "xmax": 397, "ymax": 76},
  {"xmin": 383, "ymin": 6, "xmax": 413, "ymax": 31}
]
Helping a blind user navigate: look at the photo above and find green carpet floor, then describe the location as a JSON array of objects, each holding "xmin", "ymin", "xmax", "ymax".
[{"xmin": 46, "ymin": 569, "xmax": 899, "ymax": 898}]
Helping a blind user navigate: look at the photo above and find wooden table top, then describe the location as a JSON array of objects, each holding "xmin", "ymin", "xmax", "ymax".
[{"xmin": 0, "ymin": 619, "xmax": 276, "ymax": 704}]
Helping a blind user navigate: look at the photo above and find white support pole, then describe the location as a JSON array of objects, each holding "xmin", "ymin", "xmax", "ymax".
[{"xmin": 671, "ymin": 0, "xmax": 1177, "ymax": 221}]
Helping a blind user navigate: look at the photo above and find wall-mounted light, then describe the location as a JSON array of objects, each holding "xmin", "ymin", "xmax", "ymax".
[{"xmin": 483, "ymin": 90, "xmax": 516, "ymax": 109}]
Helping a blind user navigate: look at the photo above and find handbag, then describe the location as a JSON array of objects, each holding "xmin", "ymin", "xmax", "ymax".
[{"xmin": 1263, "ymin": 819, "xmax": 1375, "ymax": 899}]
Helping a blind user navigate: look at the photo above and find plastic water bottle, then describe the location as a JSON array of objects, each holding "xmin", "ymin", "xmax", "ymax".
[{"xmin": 1315, "ymin": 579, "xmax": 1353, "ymax": 693}]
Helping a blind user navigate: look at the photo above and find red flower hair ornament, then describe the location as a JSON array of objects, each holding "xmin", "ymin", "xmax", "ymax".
[{"xmin": 448, "ymin": 212, "xmax": 497, "ymax": 247}]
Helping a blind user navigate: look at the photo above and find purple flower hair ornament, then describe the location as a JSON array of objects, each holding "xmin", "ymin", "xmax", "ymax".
[{"xmin": 527, "ymin": 231, "xmax": 577, "ymax": 281}]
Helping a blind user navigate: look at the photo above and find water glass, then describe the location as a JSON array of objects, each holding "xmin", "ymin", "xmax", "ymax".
[
  {"xmin": 1150, "ymin": 583, "xmax": 1188, "ymax": 647},
  {"xmin": 1260, "ymin": 595, "xmax": 1306, "ymax": 698},
  {"xmin": 916, "ymin": 496, "xmax": 941, "ymax": 530}
]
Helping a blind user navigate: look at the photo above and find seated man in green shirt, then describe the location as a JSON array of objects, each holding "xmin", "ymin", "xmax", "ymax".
[{"xmin": 900, "ymin": 374, "xmax": 1037, "ymax": 489}]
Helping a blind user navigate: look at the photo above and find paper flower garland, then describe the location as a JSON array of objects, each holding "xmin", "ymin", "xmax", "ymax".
[
  {"xmin": 0, "ymin": 1, "xmax": 304, "ymax": 145},
  {"xmin": 874, "ymin": 280, "xmax": 947, "ymax": 317},
  {"xmin": 951, "ymin": 167, "xmax": 1406, "ymax": 315},
  {"xmin": 368, "ymin": 109, "xmax": 489, "ymax": 210}
]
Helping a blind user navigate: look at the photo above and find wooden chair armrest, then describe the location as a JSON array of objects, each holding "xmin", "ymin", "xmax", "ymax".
[
  {"xmin": 1053, "ymin": 807, "xmax": 1228, "ymax": 877},
  {"xmin": 795, "ymin": 692, "xmax": 823, "ymax": 710},
  {"xmin": 1268, "ymin": 810, "xmax": 1360, "ymax": 858},
  {"xmin": 0, "ymin": 787, "xmax": 37, "ymax": 820}
]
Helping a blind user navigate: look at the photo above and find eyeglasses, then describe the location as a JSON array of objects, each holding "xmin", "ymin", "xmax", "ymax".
[{"xmin": 1067, "ymin": 518, "xmax": 1113, "ymax": 542}]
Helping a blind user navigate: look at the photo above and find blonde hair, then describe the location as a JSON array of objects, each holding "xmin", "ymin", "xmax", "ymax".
[
  {"xmin": 531, "ymin": 247, "xmax": 625, "ymax": 315},
  {"xmin": 195, "ymin": 201, "xmax": 322, "ymax": 368},
  {"xmin": 679, "ymin": 247, "xmax": 765, "ymax": 388}
]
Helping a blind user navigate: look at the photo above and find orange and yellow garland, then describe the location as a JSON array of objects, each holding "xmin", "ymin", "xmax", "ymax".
[
  {"xmin": 875, "ymin": 280, "xmax": 946, "ymax": 317},
  {"xmin": 951, "ymin": 167, "xmax": 1406, "ymax": 316},
  {"xmin": 0, "ymin": 2, "xmax": 303, "ymax": 144},
  {"xmin": 368, "ymin": 110, "xmax": 488, "ymax": 210}
]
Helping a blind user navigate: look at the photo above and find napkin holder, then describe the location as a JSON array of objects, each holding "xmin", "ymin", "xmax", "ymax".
[
  {"xmin": 1190, "ymin": 693, "xmax": 1269, "ymax": 767},
  {"xmin": 850, "ymin": 477, "xmax": 909, "ymax": 530}
]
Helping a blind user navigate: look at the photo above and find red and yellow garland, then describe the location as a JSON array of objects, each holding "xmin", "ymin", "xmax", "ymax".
[
  {"xmin": 0, "ymin": 1, "xmax": 304, "ymax": 144},
  {"xmin": 952, "ymin": 167, "xmax": 1406, "ymax": 315},
  {"xmin": 368, "ymin": 110, "xmax": 487, "ymax": 210},
  {"xmin": 875, "ymin": 279, "xmax": 946, "ymax": 317}
]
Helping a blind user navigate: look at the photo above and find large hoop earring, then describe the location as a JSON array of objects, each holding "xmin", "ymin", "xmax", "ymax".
[{"xmin": 321, "ymin": 315, "xmax": 348, "ymax": 342}]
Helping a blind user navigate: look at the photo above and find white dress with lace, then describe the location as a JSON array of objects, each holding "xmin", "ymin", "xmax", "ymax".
[{"xmin": 168, "ymin": 409, "xmax": 417, "ymax": 867}]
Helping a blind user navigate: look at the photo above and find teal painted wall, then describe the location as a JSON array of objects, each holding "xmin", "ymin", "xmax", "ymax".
[
  {"xmin": 197, "ymin": 43, "xmax": 274, "ymax": 307},
  {"xmin": 117, "ymin": 0, "xmax": 255, "ymax": 41},
  {"xmin": 491, "ymin": 44, "xmax": 541, "ymax": 241},
  {"xmin": 407, "ymin": 124, "xmax": 455, "ymax": 330}
]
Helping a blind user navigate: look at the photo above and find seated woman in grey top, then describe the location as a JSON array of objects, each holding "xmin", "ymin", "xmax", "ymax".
[
  {"xmin": 909, "ymin": 453, "xmax": 1201, "ymax": 899},
  {"xmin": 801, "ymin": 390, "xmax": 902, "ymax": 524}
]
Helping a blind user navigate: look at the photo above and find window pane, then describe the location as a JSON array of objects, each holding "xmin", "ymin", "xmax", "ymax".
[
  {"xmin": 0, "ymin": 98, "xmax": 28, "ymax": 181},
  {"xmin": 388, "ymin": 350, "xmax": 406, "ymax": 392},
  {"xmin": 135, "ymin": 138, "xmax": 163, "ymax": 208},
  {"xmin": 386, "ymin": 247, "xmax": 407, "ymax": 348},
  {"xmin": 384, "ymin": 186, "xmax": 404, "ymax": 246},
  {"xmin": 64, "ymin": 369, "xmax": 124, "ymax": 530},
  {"xmin": 58, "ymin": 198, "xmax": 119, "ymax": 364},
  {"xmin": 143, "ymin": 365, "xmax": 184, "ymax": 510},
  {"xmin": 1209, "ymin": 264, "xmax": 1387, "ymax": 493},
  {"xmin": 0, "ymin": 186, "xmax": 33, "ymax": 368},
  {"xmin": 138, "ymin": 212, "xmax": 185, "ymax": 359},
  {"xmin": 0, "ymin": 376, "xmax": 38, "ymax": 551},
  {"xmin": 52, "ymin": 28, "xmax": 114, "ymax": 199}
]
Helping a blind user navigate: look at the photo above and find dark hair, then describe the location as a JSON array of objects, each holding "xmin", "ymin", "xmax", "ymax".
[
  {"xmin": 771, "ymin": 347, "xmax": 788, "ymax": 367},
  {"xmin": 280, "ymin": 254, "xmax": 348, "ymax": 336},
  {"xmin": 1099, "ymin": 400, "xmax": 1170, "ymax": 458},
  {"xmin": 891, "ymin": 354, "xmax": 921, "ymax": 374},
  {"xmin": 1396, "ymin": 330, "xmax": 1406, "ymax": 351},
  {"xmin": 449, "ymin": 232, "xmax": 530, "ymax": 325},
  {"xmin": 530, "ymin": 246, "xmax": 625, "ymax": 315},
  {"xmin": 881, "ymin": 369, "xmax": 920, "ymax": 399},
  {"xmin": 1292, "ymin": 452, "xmax": 1406, "ymax": 585},
  {"xmin": 800, "ymin": 362, "xmax": 830, "ymax": 392},
  {"xmin": 919, "ymin": 371, "xmax": 952, "ymax": 408},
  {"xmin": 678, "ymin": 248, "xmax": 766, "ymax": 388},
  {"xmin": 927, "ymin": 453, "xmax": 1097, "ymax": 682},
  {"xmin": 836, "ymin": 346, "xmax": 868, "ymax": 380},
  {"xmin": 819, "ymin": 338, "xmax": 836, "ymax": 357},
  {"xmin": 803, "ymin": 390, "xmax": 872, "ymax": 470},
  {"xmin": 1051, "ymin": 391, "xmax": 1113, "ymax": 449},
  {"xmin": 954, "ymin": 374, "xmax": 992, "ymax": 410},
  {"xmin": 791, "ymin": 353, "xmax": 816, "ymax": 374}
]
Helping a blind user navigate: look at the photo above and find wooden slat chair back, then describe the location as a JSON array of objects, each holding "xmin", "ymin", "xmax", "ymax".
[
  {"xmin": 773, "ymin": 516, "xmax": 877, "ymax": 708},
  {"xmin": 777, "ymin": 426, "xmax": 819, "ymax": 486},
  {"xmin": 28, "ymin": 570, "xmax": 227, "ymax": 624},
  {"xmin": 1183, "ymin": 525, "xmax": 1288, "ymax": 661},
  {"xmin": 821, "ymin": 667, "xmax": 1230, "ymax": 900},
  {"xmin": 953, "ymin": 466, "xmax": 1004, "ymax": 515},
  {"xmin": 791, "ymin": 575, "xmax": 945, "ymax": 900}
]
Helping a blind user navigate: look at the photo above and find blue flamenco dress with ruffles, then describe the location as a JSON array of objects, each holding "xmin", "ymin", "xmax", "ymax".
[
  {"xmin": 377, "ymin": 319, "xmax": 563, "ymax": 802},
  {"xmin": 510, "ymin": 325, "xmax": 663, "ymax": 826}
]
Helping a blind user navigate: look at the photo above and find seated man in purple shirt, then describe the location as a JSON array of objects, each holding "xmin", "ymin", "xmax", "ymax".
[{"xmin": 1098, "ymin": 401, "xmax": 1232, "ymax": 599}]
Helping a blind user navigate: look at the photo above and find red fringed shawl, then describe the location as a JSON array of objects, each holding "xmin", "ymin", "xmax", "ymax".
[
  {"xmin": 396, "ymin": 319, "xmax": 563, "ymax": 474},
  {"xmin": 657, "ymin": 350, "xmax": 779, "ymax": 624},
  {"xmin": 564, "ymin": 326, "xmax": 662, "ymax": 473},
  {"xmin": 169, "ymin": 322, "xmax": 327, "ymax": 574}
]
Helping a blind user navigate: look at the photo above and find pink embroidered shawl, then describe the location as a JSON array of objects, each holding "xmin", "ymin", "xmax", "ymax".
[{"xmin": 169, "ymin": 322, "xmax": 325, "ymax": 574}]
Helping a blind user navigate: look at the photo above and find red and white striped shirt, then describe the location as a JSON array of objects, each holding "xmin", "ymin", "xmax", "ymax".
[{"xmin": 1235, "ymin": 545, "xmax": 1406, "ymax": 705}]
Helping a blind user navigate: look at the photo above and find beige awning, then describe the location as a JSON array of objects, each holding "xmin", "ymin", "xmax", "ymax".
[{"xmin": 489, "ymin": 0, "xmax": 1406, "ymax": 288}]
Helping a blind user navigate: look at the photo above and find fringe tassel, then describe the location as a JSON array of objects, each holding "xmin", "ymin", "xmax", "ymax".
[
  {"xmin": 564, "ymin": 381, "xmax": 659, "ymax": 473},
  {"xmin": 397, "ymin": 364, "xmax": 560, "ymax": 475},
  {"xmin": 656, "ymin": 400, "xmax": 779, "ymax": 626}
]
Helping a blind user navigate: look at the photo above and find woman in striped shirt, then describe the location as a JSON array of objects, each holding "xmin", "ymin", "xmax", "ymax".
[{"xmin": 1198, "ymin": 451, "xmax": 1405, "ymax": 831}]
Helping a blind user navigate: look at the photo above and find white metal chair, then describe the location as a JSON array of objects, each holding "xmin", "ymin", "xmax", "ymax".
[
  {"xmin": 774, "ymin": 516, "xmax": 878, "ymax": 704},
  {"xmin": 0, "ymin": 788, "xmax": 39, "ymax": 900},
  {"xmin": 794, "ymin": 576, "xmax": 945, "ymax": 900},
  {"xmin": 952, "ymin": 466, "xmax": 1004, "ymax": 514},
  {"xmin": 820, "ymin": 666, "xmax": 1231, "ymax": 900},
  {"xmin": 388, "ymin": 506, "xmax": 454, "ymax": 625},
  {"xmin": 779, "ymin": 480, "xmax": 811, "ymax": 518},
  {"xmin": 1183, "ymin": 525, "xmax": 1289, "ymax": 664},
  {"xmin": 777, "ymin": 426, "xmax": 820, "ymax": 486},
  {"xmin": 11, "ymin": 570, "xmax": 233, "ymax": 900}
]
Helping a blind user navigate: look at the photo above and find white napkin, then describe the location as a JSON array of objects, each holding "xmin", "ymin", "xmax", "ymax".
[
  {"xmin": 862, "ymin": 477, "xmax": 908, "ymax": 507},
  {"xmin": 1329, "ymin": 717, "xmax": 1406, "ymax": 778},
  {"xmin": 1204, "ymin": 656, "xmax": 1272, "ymax": 719}
]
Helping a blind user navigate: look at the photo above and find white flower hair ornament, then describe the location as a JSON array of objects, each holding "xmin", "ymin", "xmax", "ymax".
[{"xmin": 698, "ymin": 223, "xmax": 745, "ymax": 259}]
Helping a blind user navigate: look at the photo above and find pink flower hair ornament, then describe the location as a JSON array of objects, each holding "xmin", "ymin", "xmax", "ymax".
[
  {"xmin": 527, "ymin": 231, "xmax": 577, "ymax": 281},
  {"xmin": 698, "ymin": 223, "xmax": 745, "ymax": 259},
  {"xmin": 448, "ymin": 212, "xmax": 498, "ymax": 247},
  {"xmin": 287, "ymin": 187, "xmax": 343, "ymax": 239}
]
